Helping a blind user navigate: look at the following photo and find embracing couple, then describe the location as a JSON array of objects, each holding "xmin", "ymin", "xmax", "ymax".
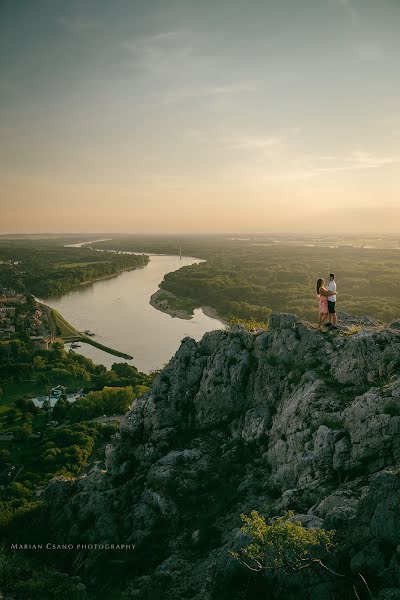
[{"xmin": 316, "ymin": 273, "xmax": 337, "ymax": 330}]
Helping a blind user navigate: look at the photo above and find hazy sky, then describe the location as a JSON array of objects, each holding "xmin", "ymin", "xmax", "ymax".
[{"xmin": 1, "ymin": 0, "xmax": 399, "ymax": 234}]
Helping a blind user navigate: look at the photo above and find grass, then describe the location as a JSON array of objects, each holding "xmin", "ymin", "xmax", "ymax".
[
  {"xmin": 341, "ymin": 325, "xmax": 364, "ymax": 336},
  {"xmin": 166, "ymin": 295, "xmax": 197, "ymax": 313},
  {"xmin": 228, "ymin": 316, "xmax": 269, "ymax": 331},
  {"xmin": 48, "ymin": 306, "xmax": 133, "ymax": 358},
  {"xmin": 49, "ymin": 307, "xmax": 81, "ymax": 339},
  {"xmin": 1, "ymin": 382, "xmax": 45, "ymax": 406}
]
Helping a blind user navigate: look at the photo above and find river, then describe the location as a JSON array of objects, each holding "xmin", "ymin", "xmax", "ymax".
[{"xmin": 42, "ymin": 254, "xmax": 225, "ymax": 373}]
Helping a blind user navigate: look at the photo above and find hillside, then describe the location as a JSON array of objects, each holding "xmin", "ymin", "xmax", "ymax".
[{"xmin": 43, "ymin": 314, "xmax": 400, "ymax": 599}]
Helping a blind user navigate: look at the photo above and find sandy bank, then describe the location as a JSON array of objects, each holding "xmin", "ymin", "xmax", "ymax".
[{"xmin": 150, "ymin": 288, "xmax": 228, "ymax": 326}]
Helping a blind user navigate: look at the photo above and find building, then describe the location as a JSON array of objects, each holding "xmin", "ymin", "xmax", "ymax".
[
  {"xmin": 0, "ymin": 325, "xmax": 16, "ymax": 340},
  {"xmin": 30, "ymin": 336, "xmax": 53, "ymax": 351},
  {"xmin": 0, "ymin": 291, "xmax": 26, "ymax": 304}
]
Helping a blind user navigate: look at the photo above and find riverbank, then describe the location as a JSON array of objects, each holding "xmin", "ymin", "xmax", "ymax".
[
  {"xmin": 77, "ymin": 260, "xmax": 148, "ymax": 288},
  {"xmin": 42, "ymin": 304, "xmax": 134, "ymax": 360},
  {"xmin": 150, "ymin": 288, "xmax": 194, "ymax": 319},
  {"xmin": 40, "ymin": 254, "xmax": 226, "ymax": 372},
  {"xmin": 201, "ymin": 305, "xmax": 229, "ymax": 326},
  {"xmin": 150, "ymin": 287, "xmax": 229, "ymax": 326}
]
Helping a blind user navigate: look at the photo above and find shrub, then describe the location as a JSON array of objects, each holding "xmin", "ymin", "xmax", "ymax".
[
  {"xmin": 231, "ymin": 510, "xmax": 335, "ymax": 572},
  {"xmin": 228, "ymin": 316, "xmax": 268, "ymax": 332}
]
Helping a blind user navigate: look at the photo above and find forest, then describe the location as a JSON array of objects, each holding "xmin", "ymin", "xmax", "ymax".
[
  {"xmin": 93, "ymin": 235, "xmax": 400, "ymax": 323},
  {"xmin": 0, "ymin": 238, "xmax": 149, "ymax": 297},
  {"xmin": 0, "ymin": 334, "xmax": 152, "ymax": 599}
]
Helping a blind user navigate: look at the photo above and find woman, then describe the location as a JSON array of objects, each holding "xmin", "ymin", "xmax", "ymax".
[{"xmin": 316, "ymin": 278, "xmax": 330, "ymax": 329}]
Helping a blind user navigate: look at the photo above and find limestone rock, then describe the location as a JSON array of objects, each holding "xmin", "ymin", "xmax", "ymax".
[{"xmin": 43, "ymin": 313, "xmax": 400, "ymax": 599}]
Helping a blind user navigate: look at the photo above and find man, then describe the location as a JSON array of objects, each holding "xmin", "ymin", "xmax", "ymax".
[{"xmin": 326, "ymin": 273, "xmax": 337, "ymax": 328}]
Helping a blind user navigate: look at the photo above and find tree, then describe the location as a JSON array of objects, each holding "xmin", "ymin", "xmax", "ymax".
[
  {"xmin": 15, "ymin": 397, "xmax": 38, "ymax": 415},
  {"xmin": 33, "ymin": 355, "xmax": 46, "ymax": 371},
  {"xmin": 52, "ymin": 397, "xmax": 71, "ymax": 423},
  {"xmin": 231, "ymin": 511, "xmax": 335, "ymax": 574},
  {"xmin": 0, "ymin": 449, "xmax": 11, "ymax": 465},
  {"xmin": 6, "ymin": 408, "xmax": 19, "ymax": 426},
  {"xmin": 13, "ymin": 422, "xmax": 33, "ymax": 442},
  {"xmin": 231, "ymin": 510, "xmax": 373, "ymax": 599}
]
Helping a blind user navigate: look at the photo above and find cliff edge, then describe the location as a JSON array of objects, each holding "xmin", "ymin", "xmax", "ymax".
[{"xmin": 45, "ymin": 314, "xmax": 400, "ymax": 599}]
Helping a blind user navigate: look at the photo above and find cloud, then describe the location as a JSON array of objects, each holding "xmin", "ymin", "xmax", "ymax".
[
  {"xmin": 224, "ymin": 127, "xmax": 300, "ymax": 151},
  {"xmin": 354, "ymin": 42, "xmax": 383, "ymax": 60},
  {"xmin": 226, "ymin": 136, "xmax": 283, "ymax": 150},
  {"xmin": 221, "ymin": 146, "xmax": 400, "ymax": 184},
  {"xmin": 271, "ymin": 150, "xmax": 400, "ymax": 181},
  {"xmin": 56, "ymin": 16, "xmax": 101, "ymax": 32},
  {"xmin": 208, "ymin": 127, "xmax": 301, "ymax": 164},
  {"xmin": 122, "ymin": 29, "xmax": 258, "ymax": 107},
  {"xmin": 218, "ymin": 135, "xmax": 286, "ymax": 161},
  {"xmin": 122, "ymin": 30, "xmax": 186, "ymax": 53},
  {"xmin": 315, "ymin": 149, "xmax": 400, "ymax": 170},
  {"xmin": 337, "ymin": 0, "xmax": 358, "ymax": 24},
  {"xmin": 158, "ymin": 82, "xmax": 257, "ymax": 105},
  {"xmin": 122, "ymin": 29, "xmax": 194, "ymax": 73}
]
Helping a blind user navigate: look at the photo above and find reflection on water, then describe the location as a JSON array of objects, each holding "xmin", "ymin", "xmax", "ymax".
[{"xmin": 43, "ymin": 255, "xmax": 225, "ymax": 372}]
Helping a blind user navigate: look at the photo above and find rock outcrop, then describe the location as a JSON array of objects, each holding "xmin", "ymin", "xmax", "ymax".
[{"xmin": 44, "ymin": 314, "xmax": 400, "ymax": 599}]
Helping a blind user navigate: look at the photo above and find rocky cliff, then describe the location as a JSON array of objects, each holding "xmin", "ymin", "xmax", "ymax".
[{"xmin": 45, "ymin": 314, "xmax": 400, "ymax": 599}]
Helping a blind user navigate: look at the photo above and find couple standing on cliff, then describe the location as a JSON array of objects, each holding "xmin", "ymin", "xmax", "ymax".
[{"xmin": 316, "ymin": 273, "xmax": 337, "ymax": 330}]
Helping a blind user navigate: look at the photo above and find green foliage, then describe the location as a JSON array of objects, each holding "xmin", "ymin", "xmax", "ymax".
[
  {"xmin": 0, "ymin": 448, "xmax": 11, "ymax": 464},
  {"xmin": 39, "ymin": 422, "xmax": 101, "ymax": 476},
  {"xmin": 52, "ymin": 396, "xmax": 72, "ymax": 423},
  {"xmin": 0, "ymin": 420, "xmax": 118, "ymax": 542},
  {"xmin": 0, "ymin": 333, "xmax": 150, "ymax": 405},
  {"xmin": 342, "ymin": 325, "xmax": 364, "ymax": 336},
  {"xmin": 13, "ymin": 422, "xmax": 33, "ymax": 441},
  {"xmin": 0, "ymin": 548, "xmax": 87, "ymax": 599},
  {"xmin": 0, "ymin": 242, "xmax": 149, "ymax": 297},
  {"xmin": 68, "ymin": 385, "xmax": 145, "ymax": 422},
  {"xmin": 231, "ymin": 510, "xmax": 335, "ymax": 573},
  {"xmin": 228, "ymin": 316, "xmax": 269, "ymax": 332},
  {"xmin": 91, "ymin": 235, "xmax": 400, "ymax": 324}
]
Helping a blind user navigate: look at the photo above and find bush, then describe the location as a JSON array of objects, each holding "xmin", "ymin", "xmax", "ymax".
[{"xmin": 231, "ymin": 510, "xmax": 335, "ymax": 572}]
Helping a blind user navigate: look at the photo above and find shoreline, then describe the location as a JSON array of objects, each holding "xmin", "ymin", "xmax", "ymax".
[
  {"xmin": 42, "ymin": 304, "xmax": 134, "ymax": 360},
  {"xmin": 150, "ymin": 287, "xmax": 228, "ymax": 326},
  {"xmin": 200, "ymin": 305, "xmax": 229, "ymax": 327},
  {"xmin": 77, "ymin": 261, "xmax": 148, "ymax": 288},
  {"xmin": 150, "ymin": 288, "xmax": 193, "ymax": 320}
]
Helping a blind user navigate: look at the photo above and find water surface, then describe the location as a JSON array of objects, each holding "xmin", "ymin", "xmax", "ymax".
[{"xmin": 43, "ymin": 255, "xmax": 225, "ymax": 372}]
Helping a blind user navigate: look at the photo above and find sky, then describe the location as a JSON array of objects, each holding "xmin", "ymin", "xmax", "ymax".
[{"xmin": 0, "ymin": 0, "xmax": 399, "ymax": 234}]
